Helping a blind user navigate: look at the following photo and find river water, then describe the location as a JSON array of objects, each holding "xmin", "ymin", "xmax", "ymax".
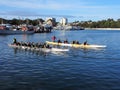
[{"xmin": 0, "ymin": 30, "xmax": 120, "ymax": 90}]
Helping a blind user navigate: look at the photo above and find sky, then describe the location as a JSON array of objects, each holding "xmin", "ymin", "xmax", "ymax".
[{"xmin": 0, "ymin": 0, "xmax": 120, "ymax": 22}]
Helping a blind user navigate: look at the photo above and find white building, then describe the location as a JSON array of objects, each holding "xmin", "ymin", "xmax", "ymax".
[{"xmin": 60, "ymin": 18, "xmax": 68, "ymax": 26}]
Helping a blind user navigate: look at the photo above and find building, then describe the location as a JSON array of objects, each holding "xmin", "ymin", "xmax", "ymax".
[
  {"xmin": 60, "ymin": 18, "xmax": 68, "ymax": 26},
  {"xmin": 45, "ymin": 17, "xmax": 56, "ymax": 26}
]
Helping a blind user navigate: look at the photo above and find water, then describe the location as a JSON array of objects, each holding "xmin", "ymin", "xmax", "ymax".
[{"xmin": 0, "ymin": 30, "xmax": 120, "ymax": 90}]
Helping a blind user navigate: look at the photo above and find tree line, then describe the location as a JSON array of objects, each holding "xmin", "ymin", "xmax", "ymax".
[
  {"xmin": 0, "ymin": 18, "xmax": 44, "ymax": 26},
  {"xmin": 1, "ymin": 18, "xmax": 120, "ymax": 28},
  {"xmin": 74, "ymin": 18, "xmax": 120, "ymax": 28}
]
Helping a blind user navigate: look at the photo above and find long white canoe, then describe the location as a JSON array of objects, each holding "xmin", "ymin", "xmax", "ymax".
[
  {"xmin": 46, "ymin": 41, "xmax": 106, "ymax": 49},
  {"xmin": 8, "ymin": 44, "xmax": 69, "ymax": 52}
]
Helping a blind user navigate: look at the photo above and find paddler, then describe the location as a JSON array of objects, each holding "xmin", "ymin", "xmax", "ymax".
[
  {"xmin": 76, "ymin": 41, "xmax": 80, "ymax": 44},
  {"xmin": 64, "ymin": 39, "xmax": 68, "ymax": 43},
  {"xmin": 72, "ymin": 40, "xmax": 75, "ymax": 44},
  {"xmin": 58, "ymin": 39, "xmax": 62, "ymax": 43},
  {"xmin": 84, "ymin": 41, "xmax": 87, "ymax": 45},
  {"xmin": 13, "ymin": 38, "xmax": 17, "ymax": 44}
]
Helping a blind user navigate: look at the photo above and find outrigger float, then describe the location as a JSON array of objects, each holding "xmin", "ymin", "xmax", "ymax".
[
  {"xmin": 8, "ymin": 44, "xmax": 69, "ymax": 52},
  {"xmin": 46, "ymin": 41, "xmax": 106, "ymax": 49}
]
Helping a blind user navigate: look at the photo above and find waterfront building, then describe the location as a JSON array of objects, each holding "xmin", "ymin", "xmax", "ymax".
[
  {"xmin": 60, "ymin": 18, "xmax": 68, "ymax": 26},
  {"xmin": 45, "ymin": 17, "xmax": 56, "ymax": 26}
]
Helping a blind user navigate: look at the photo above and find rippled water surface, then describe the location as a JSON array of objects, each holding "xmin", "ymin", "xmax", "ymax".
[{"xmin": 0, "ymin": 30, "xmax": 120, "ymax": 90}]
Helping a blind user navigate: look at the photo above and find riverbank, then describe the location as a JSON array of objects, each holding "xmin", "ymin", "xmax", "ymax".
[{"xmin": 85, "ymin": 28, "xmax": 120, "ymax": 30}]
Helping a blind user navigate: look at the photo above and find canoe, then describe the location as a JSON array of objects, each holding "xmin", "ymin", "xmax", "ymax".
[
  {"xmin": 8, "ymin": 44, "xmax": 69, "ymax": 52},
  {"xmin": 46, "ymin": 41, "xmax": 106, "ymax": 49}
]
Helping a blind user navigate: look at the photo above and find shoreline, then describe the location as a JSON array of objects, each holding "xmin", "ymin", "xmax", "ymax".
[{"xmin": 85, "ymin": 28, "xmax": 120, "ymax": 30}]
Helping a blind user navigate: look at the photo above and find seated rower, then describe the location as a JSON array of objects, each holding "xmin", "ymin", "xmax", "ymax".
[
  {"xmin": 72, "ymin": 40, "xmax": 75, "ymax": 44},
  {"xmin": 46, "ymin": 44, "xmax": 51, "ymax": 48},
  {"xmin": 58, "ymin": 39, "xmax": 62, "ymax": 43},
  {"xmin": 43, "ymin": 43, "xmax": 47, "ymax": 48},
  {"xmin": 16, "ymin": 42, "xmax": 20, "ymax": 46},
  {"xmin": 13, "ymin": 38, "xmax": 17, "ymax": 44},
  {"xmin": 76, "ymin": 41, "xmax": 79, "ymax": 44},
  {"xmin": 84, "ymin": 41, "xmax": 88, "ymax": 45},
  {"xmin": 38, "ymin": 42, "xmax": 43, "ymax": 48},
  {"xmin": 64, "ymin": 39, "xmax": 68, "ymax": 43}
]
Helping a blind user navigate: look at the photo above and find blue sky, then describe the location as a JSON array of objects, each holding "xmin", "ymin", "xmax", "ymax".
[{"xmin": 0, "ymin": 0, "xmax": 120, "ymax": 22}]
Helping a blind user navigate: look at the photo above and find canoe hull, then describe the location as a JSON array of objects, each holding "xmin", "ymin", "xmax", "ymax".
[
  {"xmin": 8, "ymin": 44, "xmax": 69, "ymax": 52},
  {"xmin": 46, "ymin": 41, "xmax": 106, "ymax": 49}
]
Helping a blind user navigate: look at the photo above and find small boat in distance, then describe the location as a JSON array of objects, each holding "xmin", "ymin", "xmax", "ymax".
[
  {"xmin": 46, "ymin": 41, "xmax": 106, "ymax": 49},
  {"xmin": 0, "ymin": 24, "xmax": 34, "ymax": 35}
]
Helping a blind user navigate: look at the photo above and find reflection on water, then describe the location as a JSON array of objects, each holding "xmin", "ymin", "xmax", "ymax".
[
  {"xmin": 21, "ymin": 34, "xmax": 28, "ymax": 41},
  {"xmin": 12, "ymin": 47, "xmax": 69, "ymax": 57},
  {"xmin": 13, "ymin": 48, "xmax": 48, "ymax": 57}
]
